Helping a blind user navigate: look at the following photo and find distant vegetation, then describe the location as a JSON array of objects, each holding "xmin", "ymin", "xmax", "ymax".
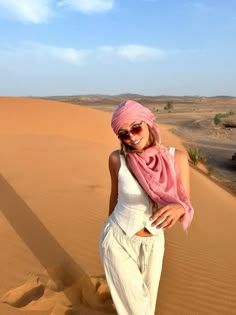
[
  {"xmin": 214, "ymin": 111, "xmax": 235, "ymax": 125},
  {"xmin": 164, "ymin": 101, "xmax": 174, "ymax": 111},
  {"xmin": 187, "ymin": 146, "xmax": 206, "ymax": 166}
]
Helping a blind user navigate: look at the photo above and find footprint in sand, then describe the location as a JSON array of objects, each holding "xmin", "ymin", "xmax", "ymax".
[
  {"xmin": 0, "ymin": 276, "xmax": 45, "ymax": 308},
  {"xmin": 1, "ymin": 271, "xmax": 115, "ymax": 314}
]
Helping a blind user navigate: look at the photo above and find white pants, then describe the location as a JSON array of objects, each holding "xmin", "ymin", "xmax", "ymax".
[{"xmin": 99, "ymin": 214, "xmax": 165, "ymax": 315}]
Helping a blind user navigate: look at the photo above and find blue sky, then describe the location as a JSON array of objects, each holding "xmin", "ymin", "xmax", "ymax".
[{"xmin": 0, "ymin": 0, "xmax": 235, "ymax": 97}]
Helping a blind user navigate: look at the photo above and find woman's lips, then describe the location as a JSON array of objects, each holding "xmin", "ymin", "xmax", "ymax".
[
  {"xmin": 131, "ymin": 138, "xmax": 143, "ymax": 147},
  {"xmin": 131, "ymin": 139, "xmax": 140, "ymax": 145}
]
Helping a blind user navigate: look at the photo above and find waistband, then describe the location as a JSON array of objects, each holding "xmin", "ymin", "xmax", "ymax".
[{"xmin": 107, "ymin": 213, "xmax": 163, "ymax": 245}]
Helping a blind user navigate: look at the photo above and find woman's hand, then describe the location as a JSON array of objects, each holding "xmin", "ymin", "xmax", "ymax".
[{"xmin": 149, "ymin": 203, "xmax": 185, "ymax": 231}]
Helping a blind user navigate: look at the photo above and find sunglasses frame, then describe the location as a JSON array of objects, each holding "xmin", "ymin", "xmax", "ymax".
[{"xmin": 118, "ymin": 121, "xmax": 143, "ymax": 141}]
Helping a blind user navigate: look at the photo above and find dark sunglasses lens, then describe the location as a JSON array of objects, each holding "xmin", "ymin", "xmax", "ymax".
[
  {"xmin": 118, "ymin": 123, "xmax": 143, "ymax": 141},
  {"xmin": 131, "ymin": 125, "xmax": 142, "ymax": 134},
  {"xmin": 118, "ymin": 132, "xmax": 129, "ymax": 140}
]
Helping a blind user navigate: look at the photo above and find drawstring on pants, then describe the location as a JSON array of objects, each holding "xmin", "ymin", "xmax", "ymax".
[{"xmin": 140, "ymin": 243, "xmax": 152, "ymax": 273}]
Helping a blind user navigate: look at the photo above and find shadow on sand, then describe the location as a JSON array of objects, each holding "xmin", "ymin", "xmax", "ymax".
[{"xmin": 0, "ymin": 174, "xmax": 114, "ymax": 314}]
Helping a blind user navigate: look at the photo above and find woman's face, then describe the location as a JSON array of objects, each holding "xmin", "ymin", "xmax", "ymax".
[{"xmin": 118, "ymin": 120, "xmax": 150, "ymax": 150}]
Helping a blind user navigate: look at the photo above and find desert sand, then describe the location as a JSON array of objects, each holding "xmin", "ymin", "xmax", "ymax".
[{"xmin": 0, "ymin": 97, "xmax": 235, "ymax": 315}]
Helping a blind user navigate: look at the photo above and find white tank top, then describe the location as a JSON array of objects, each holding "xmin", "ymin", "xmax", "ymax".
[{"xmin": 112, "ymin": 147, "xmax": 175, "ymax": 236}]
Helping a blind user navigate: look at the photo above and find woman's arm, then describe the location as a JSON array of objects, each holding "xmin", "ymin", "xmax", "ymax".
[
  {"xmin": 174, "ymin": 149, "xmax": 190, "ymax": 199},
  {"xmin": 108, "ymin": 150, "xmax": 120, "ymax": 216},
  {"xmin": 149, "ymin": 149, "xmax": 191, "ymax": 230}
]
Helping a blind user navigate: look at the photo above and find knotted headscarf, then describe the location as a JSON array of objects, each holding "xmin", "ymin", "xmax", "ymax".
[{"xmin": 111, "ymin": 100, "xmax": 194, "ymax": 231}]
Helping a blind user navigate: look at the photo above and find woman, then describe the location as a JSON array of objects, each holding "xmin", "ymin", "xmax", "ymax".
[{"xmin": 99, "ymin": 100, "xmax": 194, "ymax": 315}]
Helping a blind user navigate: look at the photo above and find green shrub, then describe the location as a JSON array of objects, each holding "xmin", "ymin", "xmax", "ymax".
[
  {"xmin": 214, "ymin": 111, "xmax": 236, "ymax": 125},
  {"xmin": 187, "ymin": 146, "xmax": 206, "ymax": 166},
  {"xmin": 164, "ymin": 101, "xmax": 173, "ymax": 110},
  {"xmin": 214, "ymin": 114, "xmax": 222, "ymax": 125}
]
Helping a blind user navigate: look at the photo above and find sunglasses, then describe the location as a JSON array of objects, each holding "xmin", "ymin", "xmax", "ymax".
[{"xmin": 118, "ymin": 121, "xmax": 143, "ymax": 141}]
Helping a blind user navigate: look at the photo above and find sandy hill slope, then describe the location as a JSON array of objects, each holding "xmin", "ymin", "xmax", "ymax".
[{"xmin": 0, "ymin": 97, "xmax": 235, "ymax": 315}]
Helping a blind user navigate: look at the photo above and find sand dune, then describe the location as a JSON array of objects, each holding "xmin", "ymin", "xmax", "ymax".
[{"xmin": 0, "ymin": 97, "xmax": 235, "ymax": 315}]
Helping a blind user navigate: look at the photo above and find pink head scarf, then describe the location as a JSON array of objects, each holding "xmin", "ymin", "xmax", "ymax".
[
  {"xmin": 111, "ymin": 100, "xmax": 194, "ymax": 231},
  {"xmin": 111, "ymin": 99, "xmax": 158, "ymax": 134}
]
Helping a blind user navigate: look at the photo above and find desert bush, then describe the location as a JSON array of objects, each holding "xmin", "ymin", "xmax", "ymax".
[
  {"xmin": 214, "ymin": 111, "xmax": 236, "ymax": 125},
  {"xmin": 187, "ymin": 146, "xmax": 206, "ymax": 166},
  {"xmin": 214, "ymin": 114, "xmax": 222, "ymax": 125},
  {"xmin": 164, "ymin": 101, "xmax": 173, "ymax": 110}
]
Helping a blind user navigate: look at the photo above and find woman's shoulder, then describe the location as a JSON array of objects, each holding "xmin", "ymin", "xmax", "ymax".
[
  {"xmin": 173, "ymin": 148, "xmax": 189, "ymax": 168},
  {"xmin": 109, "ymin": 150, "xmax": 121, "ymax": 172},
  {"xmin": 109, "ymin": 149, "xmax": 120, "ymax": 160},
  {"xmin": 174, "ymin": 148, "xmax": 188, "ymax": 160}
]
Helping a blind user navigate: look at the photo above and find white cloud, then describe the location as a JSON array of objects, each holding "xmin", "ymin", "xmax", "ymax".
[
  {"xmin": 0, "ymin": 0, "xmax": 114, "ymax": 24},
  {"xmin": 27, "ymin": 42, "xmax": 92, "ymax": 65},
  {"xmin": 0, "ymin": 42, "xmax": 201, "ymax": 69},
  {"xmin": 0, "ymin": 42, "xmax": 91, "ymax": 66},
  {"xmin": 98, "ymin": 44, "xmax": 165, "ymax": 62},
  {"xmin": 57, "ymin": 0, "xmax": 114, "ymax": 14},
  {"xmin": 117, "ymin": 45, "xmax": 164, "ymax": 61},
  {"xmin": 47, "ymin": 45, "xmax": 90, "ymax": 65},
  {"xmin": 21, "ymin": 43, "xmax": 163, "ymax": 65},
  {"xmin": 0, "ymin": 0, "xmax": 53, "ymax": 24}
]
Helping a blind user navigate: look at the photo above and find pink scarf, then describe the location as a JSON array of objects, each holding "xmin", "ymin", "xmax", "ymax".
[{"xmin": 111, "ymin": 100, "xmax": 194, "ymax": 231}]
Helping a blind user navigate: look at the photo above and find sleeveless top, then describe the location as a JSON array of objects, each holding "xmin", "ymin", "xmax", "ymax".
[{"xmin": 112, "ymin": 147, "xmax": 175, "ymax": 236}]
